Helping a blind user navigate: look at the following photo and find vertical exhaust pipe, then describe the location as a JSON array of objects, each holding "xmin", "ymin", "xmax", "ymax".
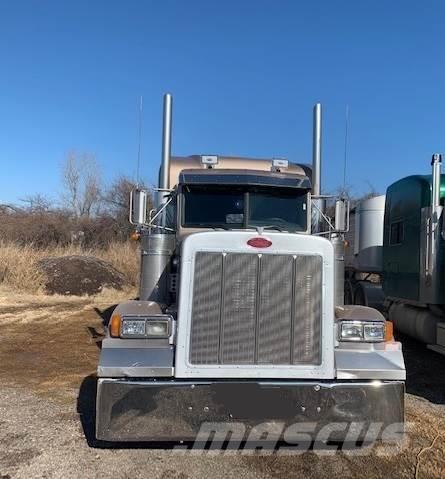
[
  {"xmin": 424, "ymin": 153, "xmax": 443, "ymax": 283},
  {"xmin": 312, "ymin": 103, "xmax": 344, "ymax": 305},
  {"xmin": 430, "ymin": 154, "xmax": 443, "ymax": 277},
  {"xmin": 140, "ymin": 93, "xmax": 175, "ymax": 302},
  {"xmin": 431, "ymin": 153, "xmax": 442, "ymax": 210},
  {"xmin": 311, "ymin": 103, "xmax": 324, "ymax": 234},
  {"xmin": 312, "ymin": 103, "xmax": 322, "ymax": 196},
  {"xmin": 158, "ymin": 93, "xmax": 173, "ymax": 212}
]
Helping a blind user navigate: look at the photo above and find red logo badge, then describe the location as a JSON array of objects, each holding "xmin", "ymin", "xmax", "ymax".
[{"xmin": 247, "ymin": 237, "xmax": 272, "ymax": 248}]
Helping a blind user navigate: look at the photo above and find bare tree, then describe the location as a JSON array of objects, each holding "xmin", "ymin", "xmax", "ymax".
[
  {"xmin": 103, "ymin": 176, "xmax": 153, "ymax": 234},
  {"xmin": 103, "ymin": 176, "xmax": 138, "ymax": 212},
  {"xmin": 360, "ymin": 181, "xmax": 380, "ymax": 201},
  {"xmin": 20, "ymin": 193, "xmax": 53, "ymax": 212},
  {"xmin": 330, "ymin": 182, "xmax": 381, "ymax": 211},
  {"xmin": 62, "ymin": 152, "xmax": 102, "ymax": 218}
]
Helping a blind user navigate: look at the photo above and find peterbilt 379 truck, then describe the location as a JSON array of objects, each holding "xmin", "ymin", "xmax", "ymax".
[
  {"xmin": 345, "ymin": 154, "xmax": 445, "ymax": 356},
  {"xmin": 95, "ymin": 94, "xmax": 405, "ymax": 444}
]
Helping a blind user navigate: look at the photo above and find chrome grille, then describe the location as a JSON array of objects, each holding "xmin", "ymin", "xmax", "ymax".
[
  {"xmin": 293, "ymin": 256, "xmax": 322, "ymax": 364},
  {"xmin": 189, "ymin": 252, "xmax": 322, "ymax": 366},
  {"xmin": 257, "ymin": 254, "xmax": 293, "ymax": 364},
  {"xmin": 221, "ymin": 254, "xmax": 258, "ymax": 363}
]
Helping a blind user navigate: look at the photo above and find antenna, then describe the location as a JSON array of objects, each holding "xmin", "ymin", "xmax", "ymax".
[
  {"xmin": 136, "ymin": 95, "xmax": 143, "ymax": 187},
  {"xmin": 342, "ymin": 105, "xmax": 349, "ymax": 198}
]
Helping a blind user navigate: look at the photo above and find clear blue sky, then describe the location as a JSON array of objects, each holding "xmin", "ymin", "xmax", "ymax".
[{"xmin": 1, "ymin": 0, "xmax": 445, "ymax": 204}]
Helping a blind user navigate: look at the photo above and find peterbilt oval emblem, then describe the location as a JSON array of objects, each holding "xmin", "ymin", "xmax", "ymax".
[{"xmin": 247, "ymin": 237, "xmax": 272, "ymax": 248}]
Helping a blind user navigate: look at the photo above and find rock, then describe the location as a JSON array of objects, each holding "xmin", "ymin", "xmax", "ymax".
[{"xmin": 38, "ymin": 255, "xmax": 125, "ymax": 296}]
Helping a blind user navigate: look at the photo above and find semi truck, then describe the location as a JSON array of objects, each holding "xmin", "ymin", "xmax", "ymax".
[
  {"xmin": 95, "ymin": 94, "xmax": 405, "ymax": 444},
  {"xmin": 345, "ymin": 155, "xmax": 445, "ymax": 355}
]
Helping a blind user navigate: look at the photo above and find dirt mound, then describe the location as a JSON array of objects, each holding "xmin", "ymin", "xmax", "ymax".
[{"xmin": 38, "ymin": 255, "xmax": 125, "ymax": 295}]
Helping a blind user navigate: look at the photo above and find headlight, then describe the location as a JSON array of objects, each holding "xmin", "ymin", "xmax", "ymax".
[
  {"xmin": 117, "ymin": 315, "xmax": 172, "ymax": 339},
  {"xmin": 146, "ymin": 320, "xmax": 170, "ymax": 338},
  {"xmin": 339, "ymin": 321, "xmax": 385, "ymax": 342},
  {"xmin": 340, "ymin": 322, "xmax": 363, "ymax": 341},
  {"xmin": 121, "ymin": 319, "xmax": 146, "ymax": 337},
  {"xmin": 363, "ymin": 323, "xmax": 385, "ymax": 341}
]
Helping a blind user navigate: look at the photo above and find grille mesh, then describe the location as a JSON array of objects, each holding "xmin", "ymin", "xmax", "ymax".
[
  {"xmin": 293, "ymin": 256, "xmax": 322, "ymax": 364},
  {"xmin": 190, "ymin": 252, "xmax": 322, "ymax": 366},
  {"xmin": 189, "ymin": 253, "xmax": 222, "ymax": 364},
  {"xmin": 221, "ymin": 254, "xmax": 257, "ymax": 364},
  {"xmin": 257, "ymin": 254, "xmax": 293, "ymax": 364}
]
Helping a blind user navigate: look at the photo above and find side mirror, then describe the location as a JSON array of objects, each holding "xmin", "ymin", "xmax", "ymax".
[
  {"xmin": 334, "ymin": 198, "xmax": 349, "ymax": 232},
  {"xmin": 129, "ymin": 189, "xmax": 148, "ymax": 225}
]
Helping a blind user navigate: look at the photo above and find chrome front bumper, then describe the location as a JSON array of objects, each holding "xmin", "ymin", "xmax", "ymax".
[{"xmin": 96, "ymin": 379, "xmax": 404, "ymax": 443}]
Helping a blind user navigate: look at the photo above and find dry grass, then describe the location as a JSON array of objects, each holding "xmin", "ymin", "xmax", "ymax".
[
  {"xmin": 0, "ymin": 242, "xmax": 46, "ymax": 292},
  {"xmin": 93, "ymin": 241, "xmax": 139, "ymax": 287},
  {"xmin": 0, "ymin": 240, "xmax": 139, "ymax": 294}
]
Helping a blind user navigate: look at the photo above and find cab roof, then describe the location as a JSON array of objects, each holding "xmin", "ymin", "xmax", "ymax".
[
  {"xmin": 168, "ymin": 155, "xmax": 312, "ymax": 189},
  {"xmin": 178, "ymin": 168, "xmax": 311, "ymax": 189}
]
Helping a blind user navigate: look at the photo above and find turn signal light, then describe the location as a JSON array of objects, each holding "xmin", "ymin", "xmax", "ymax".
[
  {"xmin": 385, "ymin": 321, "xmax": 394, "ymax": 342},
  {"xmin": 110, "ymin": 313, "xmax": 122, "ymax": 337},
  {"xmin": 130, "ymin": 231, "xmax": 140, "ymax": 241},
  {"xmin": 247, "ymin": 237, "xmax": 272, "ymax": 248}
]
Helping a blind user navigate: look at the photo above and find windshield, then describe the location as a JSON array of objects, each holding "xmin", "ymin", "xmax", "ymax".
[{"xmin": 182, "ymin": 185, "xmax": 308, "ymax": 232}]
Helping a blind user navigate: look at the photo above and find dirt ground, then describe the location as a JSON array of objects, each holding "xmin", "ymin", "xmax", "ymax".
[{"xmin": 0, "ymin": 287, "xmax": 444, "ymax": 479}]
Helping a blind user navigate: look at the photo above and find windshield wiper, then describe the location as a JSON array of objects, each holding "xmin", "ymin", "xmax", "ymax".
[
  {"xmin": 264, "ymin": 225, "xmax": 284, "ymax": 232},
  {"xmin": 211, "ymin": 224, "xmax": 230, "ymax": 230},
  {"xmin": 254, "ymin": 225, "xmax": 284, "ymax": 232},
  {"xmin": 186, "ymin": 223, "xmax": 231, "ymax": 230}
]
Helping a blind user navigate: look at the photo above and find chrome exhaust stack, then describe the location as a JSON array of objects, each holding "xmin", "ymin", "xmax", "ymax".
[
  {"xmin": 431, "ymin": 153, "xmax": 445, "ymax": 246},
  {"xmin": 427, "ymin": 154, "xmax": 443, "ymax": 281},
  {"xmin": 420, "ymin": 154, "xmax": 443, "ymax": 298},
  {"xmin": 431, "ymin": 153, "xmax": 442, "ymax": 211},
  {"xmin": 158, "ymin": 93, "xmax": 173, "ymax": 215},
  {"xmin": 312, "ymin": 103, "xmax": 344, "ymax": 306},
  {"xmin": 311, "ymin": 103, "xmax": 325, "ymax": 234},
  {"xmin": 312, "ymin": 103, "xmax": 322, "ymax": 197},
  {"xmin": 140, "ymin": 93, "xmax": 175, "ymax": 303}
]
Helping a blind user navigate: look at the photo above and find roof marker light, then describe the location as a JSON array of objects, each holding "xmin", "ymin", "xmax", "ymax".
[
  {"xmin": 272, "ymin": 158, "xmax": 289, "ymax": 168},
  {"xmin": 201, "ymin": 155, "xmax": 218, "ymax": 165}
]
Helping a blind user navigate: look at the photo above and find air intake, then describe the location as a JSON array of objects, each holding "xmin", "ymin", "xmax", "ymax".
[{"xmin": 189, "ymin": 252, "xmax": 322, "ymax": 366}]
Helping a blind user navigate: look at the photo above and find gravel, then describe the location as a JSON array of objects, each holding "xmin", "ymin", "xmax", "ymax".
[
  {"xmin": 1, "ymin": 293, "xmax": 444, "ymax": 478},
  {"xmin": 1, "ymin": 385, "xmax": 445, "ymax": 479},
  {"xmin": 0, "ymin": 386, "xmax": 268, "ymax": 479}
]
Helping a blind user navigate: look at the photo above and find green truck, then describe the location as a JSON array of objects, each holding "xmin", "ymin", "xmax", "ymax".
[{"xmin": 345, "ymin": 154, "xmax": 445, "ymax": 355}]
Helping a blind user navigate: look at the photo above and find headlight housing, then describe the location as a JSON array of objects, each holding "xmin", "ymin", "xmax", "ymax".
[
  {"xmin": 339, "ymin": 320, "xmax": 385, "ymax": 342},
  {"xmin": 121, "ymin": 319, "xmax": 146, "ymax": 337},
  {"xmin": 146, "ymin": 320, "xmax": 170, "ymax": 337},
  {"xmin": 112, "ymin": 315, "xmax": 172, "ymax": 339}
]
